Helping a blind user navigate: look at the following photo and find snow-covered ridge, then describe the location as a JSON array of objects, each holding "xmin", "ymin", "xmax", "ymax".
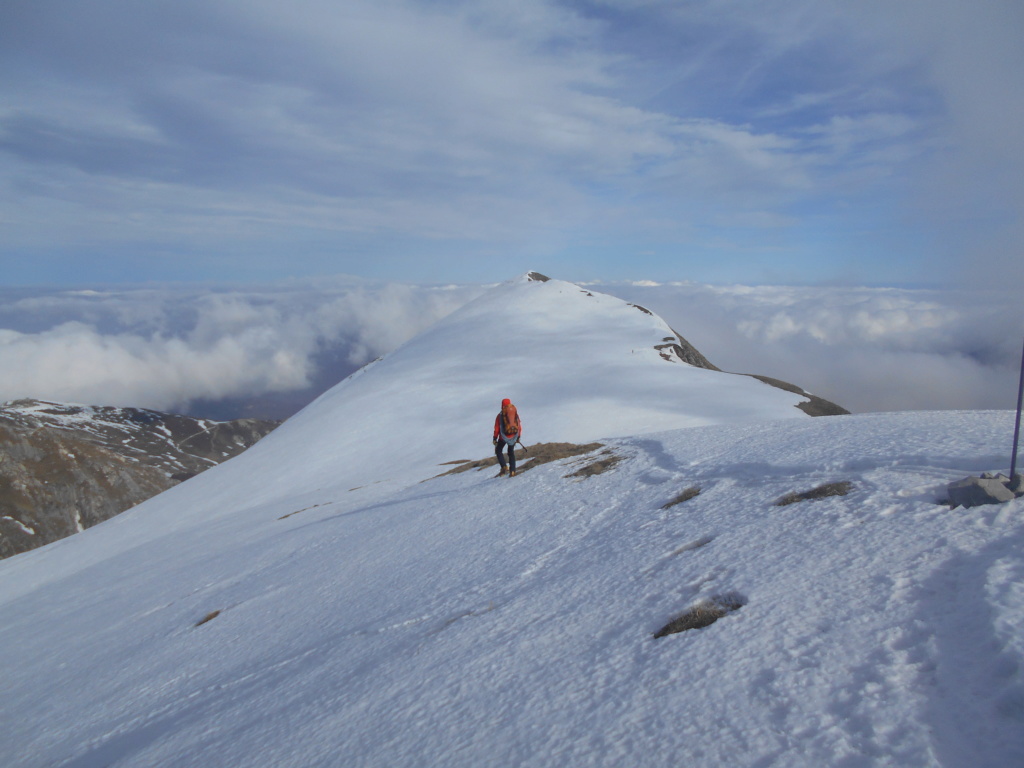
[
  {"xmin": 3, "ymin": 275, "xmax": 845, "ymax": 565},
  {"xmin": 0, "ymin": 275, "xmax": 1019, "ymax": 767},
  {"xmin": 226, "ymin": 274, "xmax": 845, "ymax": 501}
]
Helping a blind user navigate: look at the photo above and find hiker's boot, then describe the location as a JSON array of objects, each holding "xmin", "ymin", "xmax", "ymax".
[
  {"xmin": 498, "ymin": 466, "xmax": 507, "ymax": 477},
  {"xmin": 509, "ymin": 469, "xmax": 516, "ymax": 477}
]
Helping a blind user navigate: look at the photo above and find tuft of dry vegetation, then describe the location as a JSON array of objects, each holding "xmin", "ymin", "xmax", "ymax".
[
  {"xmin": 278, "ymin": 503, "xmax": 323, "ymax": 520},
  {"xmin": 775, "ymin": 481, "xmax": 854, "ymax": 506},
  {"xmin": 653, "ymin": 593, "xmax": 746, "ymax": 639},
  {"xmin": 564, "ymin": 449, "xmax": 623, "ymax": 479},
  {"xmin": 661, "ymin": 486, "xmax": 701, "ymax": 508},
  {"xmin": 194, "ymin": 610, "xmax": 221, "ymax": 627},
  {"xmin": 432, "ymin": 442, "xmax": 605, "ymax": 479}
]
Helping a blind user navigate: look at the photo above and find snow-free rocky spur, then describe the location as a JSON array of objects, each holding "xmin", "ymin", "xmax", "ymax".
[{"xmin": 1, "ymin": 273, "xmax": 1022, "ymax": 768}]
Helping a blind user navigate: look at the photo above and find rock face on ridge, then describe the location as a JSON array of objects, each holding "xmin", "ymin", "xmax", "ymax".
[
  {"xmin": 0, "ymin": 400, "xmax": 279, "ymax": 559},
  {"xmin": 530, "ymin": 272, "xmax": 846, "ymax": 416},
  {"xmin": 646, "ymin": 320, "xmax": 847, "ymax": 416},
  {"xmin": 744, "ymin": 375, "xmax": 848, "ymax": 417}
]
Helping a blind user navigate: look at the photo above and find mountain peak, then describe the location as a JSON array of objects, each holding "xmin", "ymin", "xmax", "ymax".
[{"xmin": 238, "ymin": 275, "xmax": 845, "ymax": 495}]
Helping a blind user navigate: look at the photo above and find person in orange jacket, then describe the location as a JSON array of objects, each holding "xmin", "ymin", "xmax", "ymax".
[{"xmin": 493, "ymin": 398, "xmax": 522, "ymax": 477}]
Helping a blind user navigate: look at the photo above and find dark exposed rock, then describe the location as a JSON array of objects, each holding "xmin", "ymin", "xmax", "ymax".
[
  {"xmin": 656, "ymin": 326, "xmax": 721, "ymax": 371},
  {"xmin": 744, "ymin": 375, "xmax": 850, "ymax": 417},
  {"xmin": 0, "ymin": 399, "xmax": 279, "ymax": 558}
]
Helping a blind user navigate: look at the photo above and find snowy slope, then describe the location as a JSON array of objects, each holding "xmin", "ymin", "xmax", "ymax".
[
  {"xmin": 4, "ymin": 274, "xmax": 826, "ymax": 561},
  {"xmin": 191, "ymin": 273, "xmax": 825, "ymax": 501},
  {"xmin": 0, "ymin": 276, "xmax": 1022, "ymax": 768}
]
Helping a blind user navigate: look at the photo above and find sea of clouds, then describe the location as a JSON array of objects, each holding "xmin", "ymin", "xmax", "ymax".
[
  {"xmin": 0, "ymin": 278, "xmax": 486, "ymax": 419},
  {"xmin": 0, "ymin": 277, "xmax": 1020, "ymax": 419},
  {"xmin": 593, "ymin": 281, "xmax": 1023, "ymax": 414}
]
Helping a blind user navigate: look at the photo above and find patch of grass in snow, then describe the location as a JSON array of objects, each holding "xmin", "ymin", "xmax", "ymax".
[
  {"xmin": 563, "ymin": 449, "xmax": 623, "ymax": 479},
  {"xmin": 774, "ymin": 481, "xmax": 854, "ymax": 506},
  {"xmin": 278, "ymin": 503, "xmax": 323, "ymax": 520},
  {"xmin": 653, "ymin": 593, "xmax": 746, "ymax": 639},
  {"xmin": 661, "ymin": 486, "xmax": 701, "ymax": 508},
  {"xmin": 432, "ymin": 442, "xmax": 605, "ymax": 479},
  {"xmin": 194, "ymin": 610, "xmax": 221, "ymax": 627}
]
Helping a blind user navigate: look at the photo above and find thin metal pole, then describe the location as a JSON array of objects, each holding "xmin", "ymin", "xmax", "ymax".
[{"xmin": 1010, "ymin": 336, "xmax": 1024, "ymax": 479}]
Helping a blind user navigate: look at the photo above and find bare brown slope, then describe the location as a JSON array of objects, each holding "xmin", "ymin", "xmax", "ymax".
[{"xmin": 0, "ymin": 401, "xmax": 279, "ymax": 558}]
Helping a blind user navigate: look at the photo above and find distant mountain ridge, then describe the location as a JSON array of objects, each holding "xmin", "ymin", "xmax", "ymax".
[{"xmin": 0, "ymin": 399, "xmax": 278, "ymax": 558}]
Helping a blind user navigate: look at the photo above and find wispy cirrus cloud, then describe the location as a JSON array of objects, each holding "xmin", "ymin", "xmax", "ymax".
[{"xmin": 2, "ymin": 0, "xmax": 1020, "ymax": 285}]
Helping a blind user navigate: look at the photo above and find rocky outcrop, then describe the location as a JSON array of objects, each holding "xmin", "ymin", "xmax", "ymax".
[
  {"xmin": 743, "ymin": 375, "xmax": 850, "ymax": 417},
  {"xmin": 947, "ymin": 472, "xmax": 1024, "ymax": 508},
  {"xmin": 0, "ymin": 400, "xmax": 279, "ymax": 558},
  {"xmin": 650, "ymin": 333, "xmax": 848, "ymax": 416},
  {"xmin": 657, "ymin": 329, "xmax": 722, "ymax": 372}
]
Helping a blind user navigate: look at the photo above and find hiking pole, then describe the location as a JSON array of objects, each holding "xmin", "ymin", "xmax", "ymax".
[
  {"xmin": 1010, "ymin": 336, "xmax": 1024, "ymax": 480},
  {"xmin": 518, "ymin": 439, "xmax": 529, "ymax": 454}
]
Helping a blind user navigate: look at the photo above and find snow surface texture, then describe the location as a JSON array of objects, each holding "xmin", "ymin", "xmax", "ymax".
[{"xmin": 1, "ymin": 276, "xmax": 1022, "ymax": 767}]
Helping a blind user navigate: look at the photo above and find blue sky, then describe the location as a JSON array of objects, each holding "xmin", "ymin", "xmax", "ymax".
[{"xmin": 1, "ymin": 0, "xmax": 1022, "ymax": 288}]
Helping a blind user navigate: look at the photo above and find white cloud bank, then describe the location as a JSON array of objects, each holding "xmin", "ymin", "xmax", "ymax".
[
  {"xmin": 0, "ymin": 278, "xmax": 1020, "ymax": 417},
  {"xmin": 0, "ymin": 319, "xmax": 309, "ymax": 410},
  {"xmin": 0, "ymin": 279, "xmax": 486, "ymax": 414},
  {"xmin": 594, "ymin": 281, "xmax": 1024, "ymax": 413}
]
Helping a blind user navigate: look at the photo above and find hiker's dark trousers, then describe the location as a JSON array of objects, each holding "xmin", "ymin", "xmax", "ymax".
[{"xmin": 495, "ymin": 438, "xmax": 517, "ymax": 471}]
